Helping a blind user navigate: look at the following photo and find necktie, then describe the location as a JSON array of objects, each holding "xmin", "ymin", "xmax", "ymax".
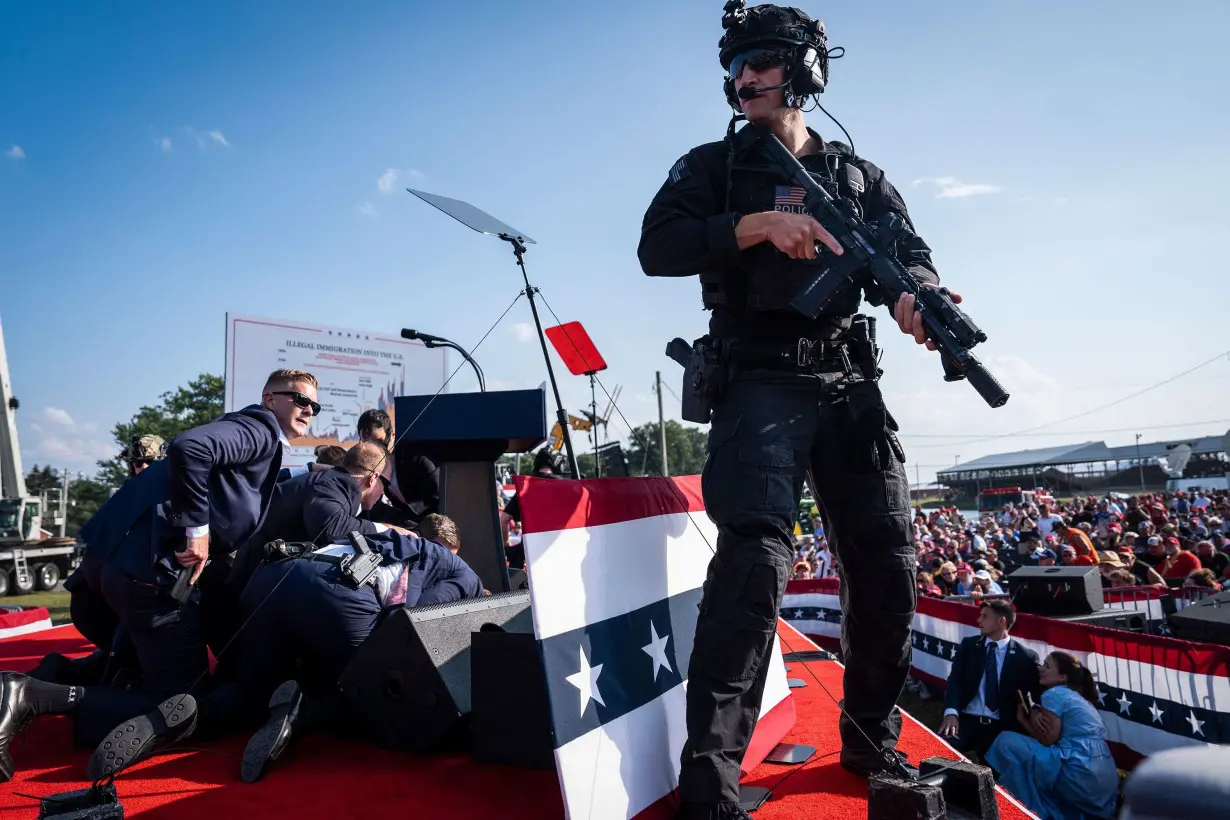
[{"xmin": 984, "ymin": 641, "xmax": 1001, "ymax": 714}]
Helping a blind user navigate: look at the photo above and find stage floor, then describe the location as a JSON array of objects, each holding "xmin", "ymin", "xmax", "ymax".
[{"xmin": 0, "ymin": 623, "xmax": 1036, "ymax": 819}]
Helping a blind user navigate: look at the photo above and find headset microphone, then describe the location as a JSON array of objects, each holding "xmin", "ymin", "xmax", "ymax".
[{"xmin": 737, "ymin": 80, "xmax": 790, "ymax": 99}]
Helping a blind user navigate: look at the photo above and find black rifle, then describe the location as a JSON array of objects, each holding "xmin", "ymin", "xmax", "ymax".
[{"xmin": 755, "ymin": 128, "xmax": 1010, "ymax": 409}]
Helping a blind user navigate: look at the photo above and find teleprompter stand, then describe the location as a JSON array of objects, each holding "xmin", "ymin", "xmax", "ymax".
[{"xmin": 405, "ymin": 187, "xmax": 581, "ymax": 477}]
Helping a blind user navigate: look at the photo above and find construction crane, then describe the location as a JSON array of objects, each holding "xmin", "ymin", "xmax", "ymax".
[{"xmin": 0, "ymin": 315, "xmax": 81, "ymax": 595}]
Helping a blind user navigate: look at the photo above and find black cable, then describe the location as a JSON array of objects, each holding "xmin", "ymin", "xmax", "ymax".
[{"xmin": 533, "ymin": 289, "xmax": 913, "ymax": 782}]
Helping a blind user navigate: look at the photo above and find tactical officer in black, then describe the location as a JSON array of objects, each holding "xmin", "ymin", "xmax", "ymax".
[{"xmin": 639, "ymin": 4, "xmax": 958, "ymax": 816}]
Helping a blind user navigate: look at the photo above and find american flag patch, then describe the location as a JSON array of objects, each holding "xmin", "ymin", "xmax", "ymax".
[
  {"xmin": 775, "ymin": 185, "xmax": 806, "ymax": 207},
  {"xmin": 668, "ymin": 155, "xmax": 691, "ymax": 184}
]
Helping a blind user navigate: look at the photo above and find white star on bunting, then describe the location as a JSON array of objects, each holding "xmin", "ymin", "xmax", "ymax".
[
  {"xmin": 1117, "ymin": 692, "xmax": 1132, "ymax": 715},
  {"xmin": 642, "ymin": 621, "xmax": 673, "ymax": 682},
  {"xmin": 1185, "ymin": 710, "xmax": 1205, "ymax": 737},
  {"xmin": 565, "ymin": 645, "xmax": 605, "ymax": 716},
  {"xmin": 1148, "ymin": 702, "xmax": 1164, "ymax": 724}
]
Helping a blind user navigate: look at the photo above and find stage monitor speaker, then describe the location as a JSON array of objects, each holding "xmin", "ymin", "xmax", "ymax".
[
  {"xmin": 1007, "ymin": 565, "xmax": 1103, "ymax": 616},
  {"xmin": 1056, "ymin": 606, "xmax": 1149, "ymax": 633},
  {"xmin": 339, "ymin": 591, "xmax": 533, "ymax": 754},
  {"xmin": 1167, "ymin": 594, "xmax": 1230, "ymax": 645},
  {"xmin": 471, "ymin": 628, "xmax": 555, "ymax": 770}
]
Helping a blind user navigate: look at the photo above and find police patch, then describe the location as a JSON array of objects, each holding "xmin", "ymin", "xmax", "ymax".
[
  {"xmin": 668, "ymin": 155, "xmax": 691, "ymax": 184},
  {"xmin": 774, "ymin": 185, "xmax": 807, "ymax": 214}
]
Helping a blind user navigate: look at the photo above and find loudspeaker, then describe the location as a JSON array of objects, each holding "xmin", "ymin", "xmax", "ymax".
[
  {"xmin": 1056, "ymin": 606, "xmax": 1149, "ymax": 633},
  {"xmin": 1007, "ymin": 565, "xmax": 1102, "ymax": 616},
  {"xmin": 1167, "ymin": 592, "xmax": 1230, "ymax": 645},
  {"xmin": 471, "ymin": 629, "xmax": 555, "ymax": 769},
  {"xmin": 339, "ymin": 591, "xmax": 533, "ymax": 754}
]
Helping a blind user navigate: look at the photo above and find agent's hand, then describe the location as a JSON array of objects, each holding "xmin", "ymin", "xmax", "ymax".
[
  {"xmin": 894, "ymin": 289, "xmax": 962, "ymax": 351},
  {"xmin": 739, "ymin": 212, "xmax": 843, "ymax": 260},
  {"xmin": 178, "ymin": 534, "xmax": 210, "ymax": 584},
  {"xmin": 939, "ymin": 714, "xmax": 958, "ymax": 737}
]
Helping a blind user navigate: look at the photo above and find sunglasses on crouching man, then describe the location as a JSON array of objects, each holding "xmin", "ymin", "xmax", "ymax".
[{"xmin": 272, "ymin": 390, "xmax": 321, "ymax": 415}]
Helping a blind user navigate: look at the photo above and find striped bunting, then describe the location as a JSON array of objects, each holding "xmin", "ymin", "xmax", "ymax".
[
  {"xmin": 540, "ymin": 587, "xmax": 702, "ymax": 747},
  {"xmin": 782, "ymin": 578, "xmax": 1230, "ymax": 762},
  {"xmin": 520, "ymin": 475, "xmax": 793, "ymax": 820}
]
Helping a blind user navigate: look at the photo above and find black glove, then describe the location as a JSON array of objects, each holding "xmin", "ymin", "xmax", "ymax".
[{"xmin": 843, "ymin": 381, "xmax": 906, "ymax": 472}]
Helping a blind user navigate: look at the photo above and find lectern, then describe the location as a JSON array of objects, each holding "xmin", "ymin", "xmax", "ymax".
[{"xmin": 394, "ymin": 388, "xmax": 547, "ymax": 593}]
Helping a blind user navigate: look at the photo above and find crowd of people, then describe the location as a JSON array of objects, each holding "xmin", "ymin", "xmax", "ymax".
[
  {"xmin": 789, "ymin": 486, "xmax": 1230, "ymax": 819},
  {"xmin": 790, "ymin": 489, "xmax": 1230, "ymax": 599}
]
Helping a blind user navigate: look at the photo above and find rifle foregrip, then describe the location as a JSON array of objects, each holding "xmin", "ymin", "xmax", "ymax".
[{"xmin": 965, "ymin": 361, "xmax": 1010, "ymax": 409}]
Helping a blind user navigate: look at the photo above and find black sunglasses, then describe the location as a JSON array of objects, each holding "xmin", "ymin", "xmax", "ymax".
[{"xmin": 272, "ymin": 391, "xmax": 321, "ymax": 415}]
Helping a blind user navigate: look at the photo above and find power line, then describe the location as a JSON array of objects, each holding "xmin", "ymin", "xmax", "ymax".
[
  {"xmin": 899, "ymin": 418, "xmax": 1230, "ymax": 440},
  {"xmin": 908, "ymin": 350, "xmax": 1230, "ymax": 449}
]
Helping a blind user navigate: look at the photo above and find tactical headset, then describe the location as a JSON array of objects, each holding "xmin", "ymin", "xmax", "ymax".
[{"xmin": 719, "ymin": 1, "xmax": 835, "ymax": 111}]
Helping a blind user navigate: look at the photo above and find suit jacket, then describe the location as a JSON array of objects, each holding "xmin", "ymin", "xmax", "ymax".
[
  {"xmin": 364, "ymin": 452, "xmax": 440, "ymax": 529},
  {"xmin": 79, "ymin": 405, "xmax": 284, "ymax": 582},
  {"xmin": 228, "ymin": 466, "xmax": 380, "ymax": 591},
  {"xmin": 944, "ymin": 634, "xmax": 1041, "ymax": 734},
  {"xmin": 345, "ymin": 529, "xmax": 482, "ymax": 606}
]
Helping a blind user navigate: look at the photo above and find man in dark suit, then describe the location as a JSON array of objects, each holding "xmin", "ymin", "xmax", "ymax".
[
  {"xmin": 85, "ymin": 528, "xmax": 484, "ymax": 783},
  {"xmin": 0, "ymin": 369, "xmax": 318, "ymax": 782},
  {"xmin": 227, "ymin": 440, "xmax": 401, "ymax": 593},
  {"xmin": 939, "ymin": 599, "xmax": 1041, "ymax": 762}
]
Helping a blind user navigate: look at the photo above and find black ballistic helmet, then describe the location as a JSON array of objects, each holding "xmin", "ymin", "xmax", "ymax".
[{"xmin": 719, "ymin": 1, "xmax": 831, "ymax": 110}]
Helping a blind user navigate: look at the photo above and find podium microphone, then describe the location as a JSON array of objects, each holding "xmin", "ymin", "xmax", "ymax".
[{"xmin": 400, "ymin": 328, "xmax": 487, "ymax": 392}]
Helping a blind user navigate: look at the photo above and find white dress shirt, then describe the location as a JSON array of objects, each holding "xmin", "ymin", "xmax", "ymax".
[{"xmin": 944, "ymin": 635, "xmax": 1010, "ymax": 720}]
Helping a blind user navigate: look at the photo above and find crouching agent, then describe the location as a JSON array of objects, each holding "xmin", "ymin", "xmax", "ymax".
[{"xmin": 85, "ymin": 526, "xmax": 484, "ymax": 783}]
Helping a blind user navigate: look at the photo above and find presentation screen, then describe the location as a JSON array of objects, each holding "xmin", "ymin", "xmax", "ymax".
[{"xmin": 224, "ymin": 313, "xmax": 449, "ymax": 466}]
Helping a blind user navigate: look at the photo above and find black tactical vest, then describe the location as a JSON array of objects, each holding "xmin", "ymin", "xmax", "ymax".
[{"xmin": 700, "ymin": 140, "xmax": 868, "ymax": 319}]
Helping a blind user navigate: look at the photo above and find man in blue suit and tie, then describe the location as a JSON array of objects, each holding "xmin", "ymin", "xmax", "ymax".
[
  {"xmin": 0, "ymin": 369, "xmax": 319, "ymax": 781},
  {"xmin": 938, "ymin": 599, "xmax": 1042, "ymax": 762}
]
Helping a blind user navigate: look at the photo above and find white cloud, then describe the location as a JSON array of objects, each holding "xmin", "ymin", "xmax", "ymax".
[
  {"xmin": 5, "ymin": 145, "xmax": 24, "ymax": 159},
  {"xmin": 376, "ymin": 167, "xmax": 424, "ymax": 193},
  {"xmin": 19, "ymin": 409, "xmax": 118, "ymax": 472},
  {"xmin": 182, "ymin": 127, "xmax": 231, "ymax": 150},
  {"xmin": 912, "ymin": 176, "xmax": 1001, "ymax": 199},
  {"xmin": 42, "ymin": 407, "xmax": 75, "ymax": 427},
  {"xmin": 157, "ymin": 137, "xmax": 173, "ymax": 152},
  {"xmin": 511, "ymin": 322, "xmax": 536, "ymax": 343},
  {"xmin": 357, "ymin": 202, "xmax": 379, "ymax": 218}
]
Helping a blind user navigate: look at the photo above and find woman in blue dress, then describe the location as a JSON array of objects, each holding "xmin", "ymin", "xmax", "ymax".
[{"xmin": 985, "ymin": 651, "xmax": 1119, "ymax": 820}]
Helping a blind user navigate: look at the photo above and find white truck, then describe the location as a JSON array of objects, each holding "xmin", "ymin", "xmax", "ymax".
[{"xmin": 0, "ymin": 314, "xmax": 82, "ymax": 596}]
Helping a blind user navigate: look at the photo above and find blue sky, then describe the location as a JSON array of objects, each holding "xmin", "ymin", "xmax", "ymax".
[{"xmin": 2, "ymin": 0, "xmax": 1228, "ymax": 483}]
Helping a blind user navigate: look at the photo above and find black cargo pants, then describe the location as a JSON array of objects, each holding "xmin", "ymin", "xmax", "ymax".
[{"xmin": 678, "ymin": 366, "xmax": 916, "ymax": 806}]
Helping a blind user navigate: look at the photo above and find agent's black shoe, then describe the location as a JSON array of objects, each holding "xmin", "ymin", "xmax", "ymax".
[
  {"xmin": 678, "ymin": 802, "xmax": 753, "ymax": 820},
  {"xmin": 840, "ymin": 748, "xmax": 918, "ymax": 779},
  {"xmin": 0, "ymin": 673, "xmax": 37, "ymax": 783},
  {"xmin": 240, "ymin": 680, "xmax": 302, "ymax": 783},
  {"xmin": 86, "ymin": 694, "xmax": 198, "ymax": 781}
]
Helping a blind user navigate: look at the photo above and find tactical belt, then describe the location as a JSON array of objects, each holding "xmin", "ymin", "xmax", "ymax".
[{"xmin": 725, "ymin": 337, "xmax": 850, "ymax": 370}]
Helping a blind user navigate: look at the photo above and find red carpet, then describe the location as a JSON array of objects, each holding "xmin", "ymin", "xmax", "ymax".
[{"xmin": 0, "ymin": 625, "xmax": 1036, "ymax": 819}]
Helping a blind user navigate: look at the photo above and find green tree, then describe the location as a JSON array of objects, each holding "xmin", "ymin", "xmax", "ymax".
[
  {"xmin": 96, "ymin": 373, "xmax": 226, "ymax": 486},
  {"xmin": 621, "ymin": 420, "xmax": 708, "ymax": 477}
]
